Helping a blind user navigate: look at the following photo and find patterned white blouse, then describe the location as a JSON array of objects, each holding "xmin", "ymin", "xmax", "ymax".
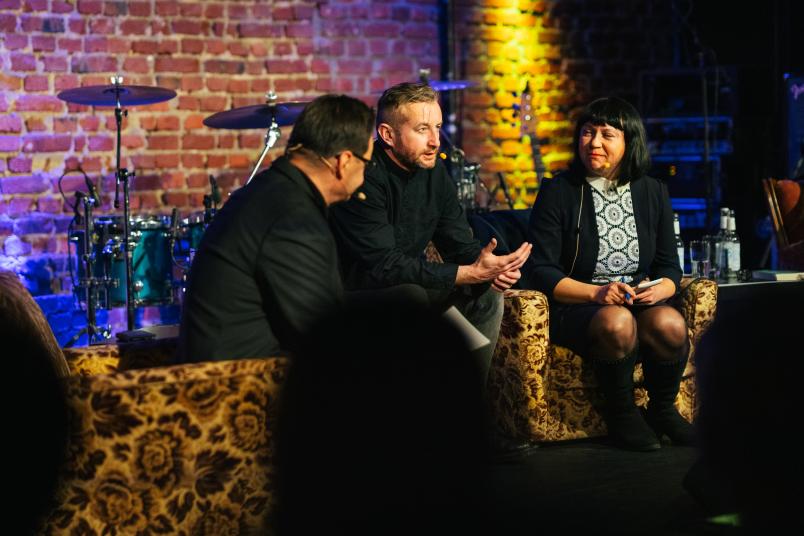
[{"xmin": 587, "ymin": 176, "xmax": 640, "ymax": 283}]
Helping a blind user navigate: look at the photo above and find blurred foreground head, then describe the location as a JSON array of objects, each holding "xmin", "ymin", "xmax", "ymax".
[{"xmin": 274, "ymin": 299, "xmax": 489, "ymax": 534}]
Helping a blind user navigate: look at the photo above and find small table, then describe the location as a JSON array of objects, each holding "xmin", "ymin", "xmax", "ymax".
[{"xmin": 717, "ymin": 278, "xmax": 804, "ymax": 307}]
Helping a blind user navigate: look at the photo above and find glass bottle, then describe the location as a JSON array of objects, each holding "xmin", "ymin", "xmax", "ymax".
[
  {"xmin": 713, "ymin": 207, "xmax": 729, "ymax": 281},
  {"xmin": 725, "ymin": 209, "xmax": 741, "ymax": 278},
  {"xmin": 673, "ymin": 213, "xmax": 684, "ymax": 273}
]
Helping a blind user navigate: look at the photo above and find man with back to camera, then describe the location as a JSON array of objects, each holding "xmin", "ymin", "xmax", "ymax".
[
  {"xmin": 176, "ymin": 94, "xmax": 375, "ymax": 363},
  {"xmin": 329, "ymin": 83, "xmax": 533, "ymax": 452}
]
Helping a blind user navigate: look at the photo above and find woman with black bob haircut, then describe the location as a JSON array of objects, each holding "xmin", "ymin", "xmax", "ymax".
[{"xmin": 525, "ymin": 96, "xmax": 691, "ymax": 451}]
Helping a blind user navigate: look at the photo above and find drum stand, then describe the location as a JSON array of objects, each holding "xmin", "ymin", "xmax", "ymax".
[
  {"xmin": 440, "ymin": 128, "xmax": 486, "ymax": 213},
  {"xmin": 57, "ymin": 76, "xmax": 177, "ymax": 342},
  {"xmin": 109, "ymin": 76, "xmax": 137, "ymax": 332},
  {"xmin": 246, "ymin": 92, "xmax": 282, "ymax": 185},
  {"xmin": 64, "ymin": 193, "xmax": 111, "ymax": 347}
]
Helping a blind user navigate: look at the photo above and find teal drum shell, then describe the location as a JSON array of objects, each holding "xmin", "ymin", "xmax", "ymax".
[{"xmin": 108, "ymin": 215, "xmax": 174, "ymax": 306}]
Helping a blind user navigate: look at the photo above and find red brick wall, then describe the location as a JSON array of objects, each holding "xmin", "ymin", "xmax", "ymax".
[
  {"xmin": 0, "ymin": 0, "xmax": 440, "ymax": 301},
  {"xmin": 456, "ymin": 0, "xmax": 674, "ymax": 207},
  {"xmin": 0, "ymin": 0, "xmax": 678, "ymax": 342}
]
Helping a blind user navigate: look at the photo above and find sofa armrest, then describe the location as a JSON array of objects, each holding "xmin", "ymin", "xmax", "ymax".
[
  {"xmin": 488, "ymin": 289, "xmax": 551, "ymax": 439},
  {"xmin": 675, "ymin": 277, "xmax": 718, "ymax": 346}
]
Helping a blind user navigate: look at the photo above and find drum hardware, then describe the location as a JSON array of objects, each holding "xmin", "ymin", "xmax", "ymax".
[
  {"xmin": 63, "ymin": 170, "xmax": 112, "ymax": 348},
  {"xmin": 168, "ymin": 208, "xmax": 190, "ymax": 271},
  {"xmin": 202, "ymin": 92, "xmax": 309, "ymax": 184},
  {"xmin": 417, "ymin": 69, "xmax": 485, "ymax": 213},
  {"xmin": 207, "ymin": 174, "xmax": 221, "ymax": 214},
  {"xmin": 58, "ymin": 76, "xmax": 177, "ymax": 334},
  {"xmin": 439, "ymin": 127, "xmax": 485, "ymax": 214}
]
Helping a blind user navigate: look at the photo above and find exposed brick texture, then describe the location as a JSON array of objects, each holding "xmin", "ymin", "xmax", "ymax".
[
  {"xmin": 0, "ymin": 0, "xmax": 441, "ymax": 338},
  {"xmin": 456, "ymin": 0, "xmax": 675, "ymax": 207},
  {"xmin": 2, "ymin": 0, "xmax": 677, "ymax": 341}
]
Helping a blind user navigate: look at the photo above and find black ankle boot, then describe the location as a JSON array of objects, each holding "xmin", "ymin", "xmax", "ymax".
[
  {"xmin": 593, "ymin": 352, "xmax": 660, "ymax": 452},
  {"xmin": 643, "ymin": 356, "xmax": 695, "ymax": 446}
]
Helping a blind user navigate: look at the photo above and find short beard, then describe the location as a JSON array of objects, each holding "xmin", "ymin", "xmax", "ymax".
[{"xmin": 396, "ymin": 148, "xmax": 435, "ymax": 170}]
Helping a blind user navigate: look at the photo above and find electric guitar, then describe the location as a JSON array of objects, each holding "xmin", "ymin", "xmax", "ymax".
[{"xmin": 519, "ymin": 80, "xmax": 548, "ymax": 199}]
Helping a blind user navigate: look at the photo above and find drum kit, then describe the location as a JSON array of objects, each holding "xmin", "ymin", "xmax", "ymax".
[
  {"xmin": 57, "ymin": 74, "xmax": 482, "ymax": 345},
  {"xmin": 57, "ymin": 77, "xmax": 306, "ymax": 345}
]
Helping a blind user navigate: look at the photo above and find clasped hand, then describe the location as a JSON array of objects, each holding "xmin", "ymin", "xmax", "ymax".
[{"xmin": 594, "ymin": 278, "xmax": 666, "ymax": 306}]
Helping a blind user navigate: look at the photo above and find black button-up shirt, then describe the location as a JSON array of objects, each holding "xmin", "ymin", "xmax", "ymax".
[{"xmin": 330, "ymin": 146, "xmax": 480, "ymax": 290}]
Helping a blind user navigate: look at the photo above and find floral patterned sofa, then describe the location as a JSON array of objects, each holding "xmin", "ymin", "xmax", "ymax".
[
  {"xmin": 38, "ymin": 357, "xmax": 289, "ymax": 535},
  {"xmin": 488, "ymin": 278, "xmax": 718, "ymax": 443},
  {"xmin": 63, "ymin": 335, "xmax": 178, "ymax": 376},
  {"xmin": 23, "ymin": 271, "xmax": 714, "ymax": 530}
]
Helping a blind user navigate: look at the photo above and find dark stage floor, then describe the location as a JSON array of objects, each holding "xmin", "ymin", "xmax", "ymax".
[{"xmin": 486, "ymin": 439, "xmax": 734, "ymax": 535}]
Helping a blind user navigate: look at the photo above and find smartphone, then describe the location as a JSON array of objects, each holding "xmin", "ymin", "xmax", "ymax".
[{"xmin": 635, "ymin": 278, "xmax": 663, "ymax": 292}]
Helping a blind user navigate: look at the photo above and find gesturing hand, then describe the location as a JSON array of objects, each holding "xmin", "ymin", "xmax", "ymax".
[{"xmin": 456, "ymin": 239, "xmax": 532, "ymax": 286}]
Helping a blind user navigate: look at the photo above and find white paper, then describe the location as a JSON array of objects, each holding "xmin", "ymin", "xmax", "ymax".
[{"xmin": 441, "ymin": 305, "xmax": 491, "ymax": 352}]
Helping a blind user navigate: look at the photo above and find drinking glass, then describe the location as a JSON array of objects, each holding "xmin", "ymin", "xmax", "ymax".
[
  {"xmin": 703, "ymin": 234, "xmax": 720, "ymax": 280},
  {"xmin": 689, "ymin": 240, "xmax": 711, "ymax": 279}
]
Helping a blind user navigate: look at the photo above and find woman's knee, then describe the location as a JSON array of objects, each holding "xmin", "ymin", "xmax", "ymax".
[
  {"xmin": 588, "ymin": 307, "xmax": 637, "ymax": 359},
  {"xmin": 640, "ymin": 309, "xmax": 688, "ymax": 354}
]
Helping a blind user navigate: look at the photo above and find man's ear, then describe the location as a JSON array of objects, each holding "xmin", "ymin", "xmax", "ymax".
[
  {"xmin": 377, "ymin": 123, "xmax": 395, "ymax": 147},
  {"xmin": 333, "ymin": 151, "xmax": 352, "ymax": 180}
]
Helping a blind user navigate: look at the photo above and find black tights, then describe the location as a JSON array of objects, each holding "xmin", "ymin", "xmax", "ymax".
[{"xmin": 586, "ymin": 304, "xmax": 688, "ymax": 364}]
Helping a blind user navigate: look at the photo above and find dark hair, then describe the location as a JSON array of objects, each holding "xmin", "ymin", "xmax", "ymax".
[
  {"xmin": 570, "ymin": 97, "xmax": 651, "ymax": 183},
  {"xmin": 287, "ymin": 94, "xmax": 375, "ymax": 158},
  {"xmin": 376, "ymin": 82, "xmax": 438, "ymax": 129}
]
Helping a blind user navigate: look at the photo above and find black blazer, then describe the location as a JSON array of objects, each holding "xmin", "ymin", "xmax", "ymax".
[
  {"xmin": 177, "ymin": 157, "xmax": 344, "ymax": 363},
  {"xmin": 525, "ymin": 172, "xmax": 681, "ymax": 301}
]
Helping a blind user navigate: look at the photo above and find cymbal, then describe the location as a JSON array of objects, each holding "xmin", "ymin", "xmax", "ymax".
[
  {"xmin": 203, "ymin": 102, "xmax": 309, "ymax": 130},
  {"xmin": 57, "ymin": 84, "xmax": 177, "ymax": 106},
  {"xmin": 427, "ymin": 80, "xmax": 477, "ymax": 91}
]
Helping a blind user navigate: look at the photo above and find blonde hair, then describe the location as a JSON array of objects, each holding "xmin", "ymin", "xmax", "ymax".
[{"xmin": 377, "ymin": 82, "xmax": 438, "ymax": 129}]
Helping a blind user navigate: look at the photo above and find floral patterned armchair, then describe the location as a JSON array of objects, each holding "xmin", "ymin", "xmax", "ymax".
[{"xmin": 488, "ymin": 278, "xmax": 718, "ymax": 443}]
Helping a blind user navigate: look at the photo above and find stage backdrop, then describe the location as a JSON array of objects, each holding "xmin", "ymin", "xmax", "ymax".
[{"xmin": 0, "ymin": 0, "xmax": 677, "ymax": 344}]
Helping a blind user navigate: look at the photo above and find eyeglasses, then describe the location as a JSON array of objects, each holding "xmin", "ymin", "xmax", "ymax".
[
  {"xmin": 318, "ymin": 151, "xmax": 376, "ymax": 174},
  {"xmin": 349, "ymin": 153, "xmax": 376, "ymax": 170}
]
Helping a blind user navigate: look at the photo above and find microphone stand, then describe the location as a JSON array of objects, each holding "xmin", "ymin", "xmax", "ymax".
[{"xmin": 246, "ymin": 92, "xmax": 282, "ymax": 185}]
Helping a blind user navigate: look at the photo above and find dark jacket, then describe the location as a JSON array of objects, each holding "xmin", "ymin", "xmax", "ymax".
[
  {"xmin": 330, "ymin": 147, "xmax": 481, "ymax": 291},
  {"xmin": 526, "ymin": 172, "xmax": 681, "ymax": 301},
  {"xmin": 177, "ymin": 157, "xmax": 343, "ymax": 363}
]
